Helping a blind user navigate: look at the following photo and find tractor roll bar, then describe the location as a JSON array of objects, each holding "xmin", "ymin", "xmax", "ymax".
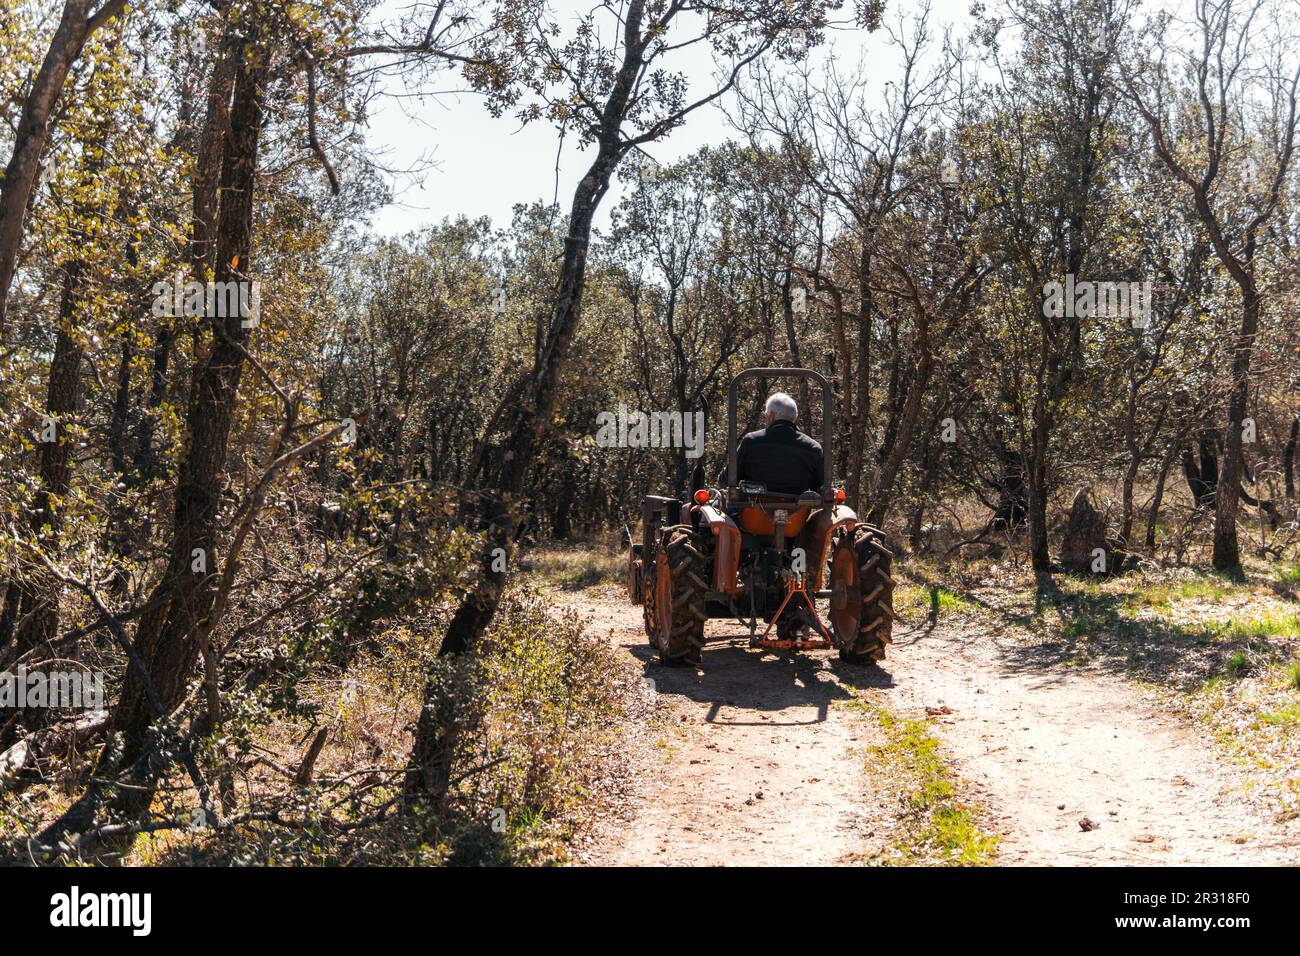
[{"xmin": 726, "ymin": 368, "xmax": 834, "ymax": 499}]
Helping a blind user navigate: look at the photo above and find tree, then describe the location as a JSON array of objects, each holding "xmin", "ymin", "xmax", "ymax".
[
  {"xmin": 971, "ymin": 0, "xmax": 1126, "ymax": 573},
  {"xmin": 1122, "ymin": 0, "xmax": 1300, "ymax": 576},
  {"xmin": 609, "ymin": 152, "xmax": 756, "ymax": 494},
  {"xmin": 733, "ymin": 3, "xmax": 952, "ymax": 510}
]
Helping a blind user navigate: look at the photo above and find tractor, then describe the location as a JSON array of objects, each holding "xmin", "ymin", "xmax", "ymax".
[{"xmin": 625, "ymin": 368, "xmax": 895, "ymax": 666}]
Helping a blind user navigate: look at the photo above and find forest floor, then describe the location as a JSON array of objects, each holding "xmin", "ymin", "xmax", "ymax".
[{"xmin": 537, "ymin": 550, "xmax": 1300, "ymax": 866}]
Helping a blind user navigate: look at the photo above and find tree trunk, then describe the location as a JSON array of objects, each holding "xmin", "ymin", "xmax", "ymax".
[
  {"xmin": 908, "ymin": 500, "xmax": 926, "ymax": 553},
  {"xmin": 1212, "ymin": 289, "xmax": 1260, "ymax": 576},
  {"xmin": 0, "ymin": 273, "xmax": 84, "ymax": 685},
  {"xmin": 1284, "ymin": 414, "xmax": 1297, "ymax": 499},
  {"xmin": 1027, "ymin": 403, "xmax": 1052, "ymax": 572},
  {"xmin": 990, "ymin": 435, "xmax": 1027, "ymax": 531},
  {"xmin": 17, "ymin": 273, "xmax": 85, "ymax": 644},
  {"xmin": 1118, "ymin": 364, "xmax": 1142, "ymax": 546},
  {"xmin": 1119, "ymin": 451, "xmax": 1140, "ymax": 547},
  {"xmin": 780, "ymin": 269, "xmax": 808, "ymax": 411},
  {"xmin": 551, "ymin": 464, "xmax": 574, "ymax": 540},
  {"xmin": 869, "ymin": 351, "xmax": 931, "ymax": 526},
  {"xmin": 845, "ymin": 245, "xmax": 872, "ymax": 510},
  {"xmin": 113, "ymin": 28, "xmax": 269, "ymax": 768},
  {"xmin": 107, "ymin": 327, "xmax": 133, "ymax": 478},
  {"xmin": 4, "ymin": 97, "xmax": 115, "ymax": 658},
  {"xmin": 820, "ymin": 282, "xmax": 853, "ymax": 480},
  {"xmin": 130, "ymin": 24, "xmax": 236, "ymax": 492},
  {"xmin": 103, "ymin": 230, "xmax": 142, "ymax": 588},
  {"xmin": 1145, "ymin": 433, "xmax": 1182, "ymax": 552},
  {"xmin": 1180, "ymin": 428, "xmax": 1219, "ymax": 508}
]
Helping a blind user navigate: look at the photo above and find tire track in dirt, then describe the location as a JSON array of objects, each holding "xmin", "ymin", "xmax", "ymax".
[
  {"xmin": 564, "ymin": 586, "xmax": 1295, "ymax": 866},
  {"xmin": 564, "ymin": 588, "xmax": 894, "ymax": 866}
]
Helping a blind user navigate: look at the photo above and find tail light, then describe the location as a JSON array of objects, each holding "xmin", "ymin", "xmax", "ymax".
[
  {"xmin": 835, "ymin": 488, "xmax": 846, "ymax": 503},
  {"xmin": 693, "ymin": 489, "xmax": 711, "ymax": 505}
]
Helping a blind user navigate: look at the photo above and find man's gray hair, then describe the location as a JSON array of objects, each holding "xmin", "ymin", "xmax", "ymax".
[{"xmin": 765, "ymin": 391, "xmax": 798, "ymax": 423}]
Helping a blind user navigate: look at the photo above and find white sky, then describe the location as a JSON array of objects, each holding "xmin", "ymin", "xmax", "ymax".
[{"xmin": 363, "ymin": 0, "xmax": 974, "ymax": 236}]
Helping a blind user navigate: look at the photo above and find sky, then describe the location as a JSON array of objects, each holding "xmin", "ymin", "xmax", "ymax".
[{"xmin": 362, "ymin": 0, "xmax": 975, "ymax": 237}]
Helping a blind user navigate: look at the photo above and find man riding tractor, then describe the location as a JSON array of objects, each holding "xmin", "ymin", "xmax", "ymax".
[
  {"xmin": 731, "ymin": 391, "xmax": 824, "ymax": 501},
  {"xmin": 626, "ymin": 368, "xmax": 895, "ymax": 666}
]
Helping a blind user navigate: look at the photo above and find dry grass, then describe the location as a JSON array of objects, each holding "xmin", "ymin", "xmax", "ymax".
[{"xmin": 523, "ymin": 543, "xmax": 624, "ymax": 591}]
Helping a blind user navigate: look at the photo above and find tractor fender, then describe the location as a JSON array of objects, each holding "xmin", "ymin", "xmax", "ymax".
[
  {"xmin": 695, "ymin": 504, "xmax": 741, "ymax": 594},
  {"xmin": 797, "ymin": 505, "xmax": 858, "ymax": 591}
]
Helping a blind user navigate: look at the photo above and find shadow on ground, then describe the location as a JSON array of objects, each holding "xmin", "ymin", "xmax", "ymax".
[
  {"xmin": 903, "ymin": 572, "xmax": 1297, "ymax": 693},
  {"xmin": 627, "ymin": 635, "xmax": 892, "ymax": 725}
]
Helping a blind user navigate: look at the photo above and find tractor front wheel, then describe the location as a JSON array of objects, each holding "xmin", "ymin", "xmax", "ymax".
[
  {"xmin": 627, "ymin": 544, "xmax": 644, "ymax": 605},
  {"xmin": 653, "ymin": 526, "xmax": 709, "ymax": 665},
  {"xmin": 829, "ymin": 525, "xmax": 895, "ymax": 663},
  {"xmin": 641, "ymin": 550, "xmax": 659, "ymax": 645}
]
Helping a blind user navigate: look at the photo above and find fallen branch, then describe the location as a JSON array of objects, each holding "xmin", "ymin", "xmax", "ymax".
[{"xmin": 0, "ymin": 709, "xmax": 109, "ymax": 791}]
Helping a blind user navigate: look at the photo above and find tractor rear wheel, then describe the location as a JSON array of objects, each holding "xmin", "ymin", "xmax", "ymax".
[
  {"xmin": 653, "ymin": 526, "xmax": 709, "ymax": 665},
  {"xmin": 829, "ymin": 525, "xmax": 895, "ymax": 663}
]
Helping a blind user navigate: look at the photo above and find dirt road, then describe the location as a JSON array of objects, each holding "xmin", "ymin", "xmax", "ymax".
[{"xmin": 565, "ymin": 586, "xmax": 1295, "ymax": 866}]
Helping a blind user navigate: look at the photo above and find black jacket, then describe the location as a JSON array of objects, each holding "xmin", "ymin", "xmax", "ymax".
[{"xmin": 732, "ymin": 420, "xmax": 825, "ymax": 495}]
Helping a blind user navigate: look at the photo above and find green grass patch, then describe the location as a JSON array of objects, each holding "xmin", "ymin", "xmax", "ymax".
[
  {"xmin": 1214, "ymin": 610, "xmax": 1300, "ymax": 642},
  {"xmin": 933, "ymin": 586, "xmax": 978, "ymax": 615},
  {"xmin": 1042, "ymin": 577, "xmax": 1297, "ymax": 658},
  {"xmin": 894, "ymin": 584, "xmax": 929, "ymax": 618},
  {"xmin": 1125, "ymin": 575, "xmax": 1238, "ymax": 611},
  {"xmin": 1275, "ymin": 566, "xmax": 1300, "ymax": 589},
  {"xmin": 1286, "ymin": 663, "xmax": 1300, "ymax": 692},
  {"xmin": 859, "ymin": 703, "xmax": 998, "ymax": 866},
  {"xmin": 1225, "ymin": 651, "xmax": 1249, "ymax": 677},
  {"xmin": 896, "ymin": 583, "xmax": 979, "ymax": 621},
  {"xmin": 1259, "ymin": 702, "xmax": 1300, "ymax": 728}
]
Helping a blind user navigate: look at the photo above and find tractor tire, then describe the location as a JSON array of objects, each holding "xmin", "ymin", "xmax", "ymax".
[
  {"xmin": 627, "ymin": 544, "xmax": 644, "ymax": 605},
  {"xmin": 641, "ymin": 550, "xmax": 659, "ymax": 645},
  {"xmin": 653, "ymin": 526, "xmax": 709, "ymax": 665},
  {"xmin": 829, "ymin": 524, "xmax": 895, "ymax": 664}
]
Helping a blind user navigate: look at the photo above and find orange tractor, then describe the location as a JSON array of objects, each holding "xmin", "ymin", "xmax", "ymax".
[{"xmin": 626, "ymin": 368, "xmax": 895, "ymax": 666}]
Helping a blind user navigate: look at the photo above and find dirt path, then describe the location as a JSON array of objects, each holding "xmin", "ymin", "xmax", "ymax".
[
  {"xmin": 890, "ymin": 621, "xmax": 1295, "ymax": 865},
  {"xmin": 565, "ymin": 588, "xmax": 894, "ymax": 865},
  {"xmin": 565, "ymin": 586, "xmax": 1294, "ymax": 866}
]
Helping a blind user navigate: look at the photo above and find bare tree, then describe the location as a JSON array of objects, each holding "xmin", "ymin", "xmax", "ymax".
[
  {"xmin": 733, "ymin": 3, "xmax": 959, "ymax": 510},
  {"xmin": 1122, "ymin": 0, "xmax": 1300, "ymax": 575}
]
